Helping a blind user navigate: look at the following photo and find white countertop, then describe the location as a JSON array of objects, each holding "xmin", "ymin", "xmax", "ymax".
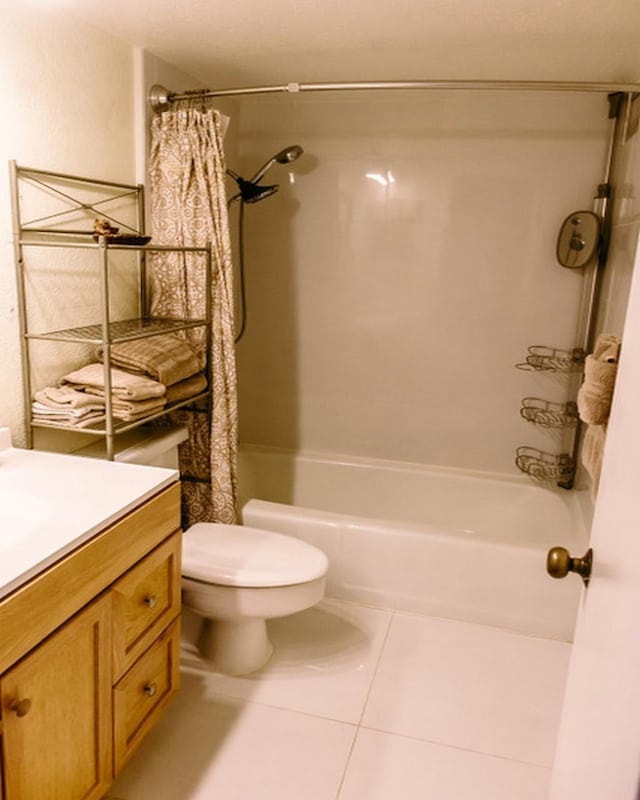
[{"xmin": 0, "ymin": 428, "xmax": 179, "ymax": 601}]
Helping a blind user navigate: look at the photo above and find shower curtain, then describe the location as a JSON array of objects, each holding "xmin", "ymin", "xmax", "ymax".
[{"xmin": 149, "ymin": 106, "xmax": 237, "ymax": 525}]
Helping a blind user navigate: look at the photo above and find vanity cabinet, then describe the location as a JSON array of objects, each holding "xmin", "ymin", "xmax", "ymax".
[
  {"xmin": 0, "ymin": 482, "xmax": 182, "ymax": 800},
  {"xmin": 1, "ymin": 597, "xmax": 112, "ymax": 800}
]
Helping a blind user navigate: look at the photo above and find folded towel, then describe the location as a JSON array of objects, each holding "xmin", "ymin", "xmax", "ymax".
[
  {"xmin": 582, "ymin": 424, "xmax": 606, "ymax": 498},
  {"xmin": 35, "ymin": 386, "xmax": 106, "ymax": 409},
  {"xmin": 96, "ymin": 334, "xmax": 205, "ymax": 387},
  {"xmin": 60, "ymin": 363, "xmax": 166, "ymax": 401},
  {"xmin": 108, "ymin": 396, "xmax": 167, "ymax": 420},
  {"xmin": 32, "ymin": 411, "xmax": 105, "ymax": 429},
  {"xmin": 106, "ymin": 396, "xmax": 167, "ymax": 415},
  {"xmin": 32, "ymin": 401, "xmax": 104, "ymax": 418},
  {"xmin": 165, "ymin": 373, "xmax": 208, "ymax": 405},
  {"xmin": 577, "ymin": 333, "xmax": 622, "ymax": 425},
  {"xmin": 111, "ymin": 406, "xmax": 167, "ymax": 423}
]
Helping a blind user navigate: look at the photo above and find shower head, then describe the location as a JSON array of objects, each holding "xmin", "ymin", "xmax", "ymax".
[
  {"xmin": 226, "ymin": 169, "xmax": 279, "ymax": 204},
  {"xmin": 250, "ymin": 144, "xmax": 304, "ymax": 183}
]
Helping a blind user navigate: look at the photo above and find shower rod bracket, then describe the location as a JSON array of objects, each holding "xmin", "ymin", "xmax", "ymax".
[{"xmin": 149, "ymin": 85, "xmax": 174, "ymax": 112}]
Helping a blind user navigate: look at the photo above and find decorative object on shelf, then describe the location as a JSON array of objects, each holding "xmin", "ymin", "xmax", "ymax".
[
  {"xmin": 515, "ymin": 446, "xmax": 575, "ymax": 482},
  {"xmin": 92, "ymin": 218, "xmax": 151, "ymax": 246},
  {"xmin": 519, "ymin": 397, "xmax": 578, "ymax": 428},
  {"xmin": 515, "ymin": 345, "xmax": 585, "ymax": 372}
]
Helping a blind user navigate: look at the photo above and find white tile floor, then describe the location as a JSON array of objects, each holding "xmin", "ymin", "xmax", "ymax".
[{"xmin": 106, "ymin": 599, "xmax": 570, "ymax": 800}]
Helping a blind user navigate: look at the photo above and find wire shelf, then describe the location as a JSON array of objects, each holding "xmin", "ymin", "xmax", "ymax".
[
  {"xmin": 520, "ymin": 397, "xmax": 579, "ymax": 428},
  {"xmin": 515, "ymin": 446, "xmax": 575, "ymax": 481},
  {"xmin": 515, "ymin": 345, "xmax": 585, "ymax": 373},
  {"xmin": 26, "ymin": 316, "xmax": 207, "ymax": 344}
]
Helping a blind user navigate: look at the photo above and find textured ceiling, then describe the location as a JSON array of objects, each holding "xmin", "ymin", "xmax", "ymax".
[{"xmin": 59, "ymin": 0, "xmax": 640, "ymax": 89}]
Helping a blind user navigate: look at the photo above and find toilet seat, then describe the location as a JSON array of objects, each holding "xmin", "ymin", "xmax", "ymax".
[{"xmin": 182, "ymin": 523, "xmax": 329, "ymax": 588}]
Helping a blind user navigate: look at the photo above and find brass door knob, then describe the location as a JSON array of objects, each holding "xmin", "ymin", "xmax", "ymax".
[{"xmin": 547, "ymin": 546, "xmax": 593, "ymax": 586}]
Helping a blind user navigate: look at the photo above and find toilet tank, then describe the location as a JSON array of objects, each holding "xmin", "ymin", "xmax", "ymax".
[{"xmin": 75, "ymin": 424, "xmax": 188, "ymax": 469}]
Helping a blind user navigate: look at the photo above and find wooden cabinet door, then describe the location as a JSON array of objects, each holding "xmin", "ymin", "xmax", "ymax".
[{"xmin": 0, "ymin": 595, "xmax": 112, "ymax": 800}]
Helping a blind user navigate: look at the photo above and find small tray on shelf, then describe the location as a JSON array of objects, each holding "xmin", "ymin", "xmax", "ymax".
[{"xmin": 93, "ymin": 234, "xmax": 151, "ymax": 246}]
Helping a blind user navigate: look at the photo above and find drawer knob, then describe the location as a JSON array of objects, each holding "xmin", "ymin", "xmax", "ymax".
[
  {"xmin": 143, "ymin": 594, "xmax": 158, "ymax": 609},
  {"xmin": 9, "ymin": 698, "xmax": 32, "ymax": 717},
  {"xmin": 143, "ymin": 682, "xmax": 158, "ymax": 697}
]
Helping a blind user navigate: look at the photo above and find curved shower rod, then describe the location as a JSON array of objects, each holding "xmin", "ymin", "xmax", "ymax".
[{"xmin": 149, "ymin": 79, "xmax": 640, "ymax": 111}]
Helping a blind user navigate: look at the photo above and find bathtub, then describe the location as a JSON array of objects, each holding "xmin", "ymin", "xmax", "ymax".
[{"xmin": 238, "ymin": 447, "xmax": 590, "ymax": 641}]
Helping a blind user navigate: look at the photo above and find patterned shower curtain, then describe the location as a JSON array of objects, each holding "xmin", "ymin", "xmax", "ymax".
[{"xmin": 149, "ymin": 106, "xmax": 237, "ymax": 525}]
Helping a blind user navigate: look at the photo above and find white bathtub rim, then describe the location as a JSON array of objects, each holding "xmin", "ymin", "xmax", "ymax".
[
  {"xmin": 239, "ymin": 442, "xmax": 592, "ymax": 529},
  {"xmin": 241, "ymin": 496, "xmax": 587, "ymax": 553},
  {"xmin": 240, "ymin": 442, "xmax": 550, "ymax": 485}
]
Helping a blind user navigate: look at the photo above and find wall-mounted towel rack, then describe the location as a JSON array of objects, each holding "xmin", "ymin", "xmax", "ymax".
[
  {"xmin": 515, "ymin": 345, "xmax": 585, "ymax": 373},
  {"xmin": 515, "ymin": 447, "xmax": 575, "ymax": 482},
  {"xmin": 520, "ymin": 398, "xmax": 579, "ymax": 429}
]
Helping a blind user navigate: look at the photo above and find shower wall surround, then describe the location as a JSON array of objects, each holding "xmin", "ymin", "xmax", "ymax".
[{"xmin": 231, "ymin": 91, "xmax": 631, "ymax": 475}]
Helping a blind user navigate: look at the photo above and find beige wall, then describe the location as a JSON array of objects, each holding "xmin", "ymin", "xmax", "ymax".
[
  {"xmin": 0, "ymin": 5, "xmax": 137, "ymax": 447},
  {"xmin": 231, "ymin": 90, "xmax": 637, "ymax": 476}
]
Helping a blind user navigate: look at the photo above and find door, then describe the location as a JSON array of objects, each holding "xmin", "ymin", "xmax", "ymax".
[
  {"xmin": 550, "ymin": 249, "xmax": 640, "ymax": 798},
  {"xmin": 0, "ymin": 595, "xmax": 112, "ymax": 800}
]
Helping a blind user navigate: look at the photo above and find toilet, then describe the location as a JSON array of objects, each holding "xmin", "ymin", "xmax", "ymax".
[
  {"xmin": 77, "ymin": 424, "xmax": 329, "ymax": 675},
  {"xmin": 181, "ymin": 523, "xmax": 328, "ymax": 674}
]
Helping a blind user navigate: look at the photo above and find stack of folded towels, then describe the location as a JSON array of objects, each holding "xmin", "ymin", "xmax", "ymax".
[
  {"xmin": 31, "ymin": 333, "xmax": 208, "ymax": 428},
  {"xmin": 32, "ymin": 386, "xmax": 106, "ymax": 428},
  {"xmin": 577, "ymin": 333, "xmax": 621, "ymax": 496}
]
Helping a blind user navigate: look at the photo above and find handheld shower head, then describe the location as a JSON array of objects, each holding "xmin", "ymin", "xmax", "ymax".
[
  {"xmin": 250, "ymin": 144, "xmax": 304, "ymax": 183},
  {"xmin": 237, "ymin": 178, "xmax": 279, "ymax": 204},
  {"xmin": 226, "ymin": 168, "xmax": 279, "ymax": 204}
]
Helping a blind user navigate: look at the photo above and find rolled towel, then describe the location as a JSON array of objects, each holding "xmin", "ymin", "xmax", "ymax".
[
  {"xmin": 577, "ymin": 333, "xmax": 621, "ymax": 425},
  {"xmin": 96, "ymin": 334, "xmax": 205, "ymax": 387},
  {"xmin": 582, "ymin": 424, "xmax": 606, "ymax": 498},
  {"xmin": 593, "ymin": 333, "xmax": 621, "ymax": 363},
  {"xmin": 60, "ymin": 363, "xmax": 166, "ymax": 401}
]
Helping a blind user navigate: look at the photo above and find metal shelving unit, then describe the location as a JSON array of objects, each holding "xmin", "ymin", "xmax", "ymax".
[{"xmin": 10, "ymin": 162, "xmax": 212, "ymax": 460}]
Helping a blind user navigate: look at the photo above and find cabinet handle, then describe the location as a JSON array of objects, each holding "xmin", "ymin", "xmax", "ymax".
[
  {"xmin": 143, "ymin": 594, "xmax": 158, "ymax": 609},
  {"xmin": 143, "ymin": 682, "xmax": 158, "ymax": 698},
  {"xmin": 9, "ymin": 698, "xmax": 32, "ymax": 717}
]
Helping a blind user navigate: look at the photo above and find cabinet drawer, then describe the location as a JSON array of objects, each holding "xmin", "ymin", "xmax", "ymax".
[
  {"xmin": 113, "ymin": 618, "xmax": 180, "ymax": 774},
  {"xmin": 112, "ymin": 533, "xmax": 181, "ymax": 680}
]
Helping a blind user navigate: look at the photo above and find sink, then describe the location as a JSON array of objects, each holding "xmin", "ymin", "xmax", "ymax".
[{"xmin": 0, "ymin": 486, "xmax": 51, "ymax": 554}]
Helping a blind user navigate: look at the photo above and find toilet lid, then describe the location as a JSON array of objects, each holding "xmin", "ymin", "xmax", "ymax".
[{"xmin": 181, "ymin": 523, "xmax": 329, "ymax": 588}]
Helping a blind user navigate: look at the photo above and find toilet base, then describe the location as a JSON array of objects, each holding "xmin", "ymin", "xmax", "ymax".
[{"xmin": 198, "ymin": 617, "xmax": 274, "ymax": 675}]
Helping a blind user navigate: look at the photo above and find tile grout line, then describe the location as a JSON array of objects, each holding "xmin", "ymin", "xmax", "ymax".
[
  {"xmin": 334, "ymin": 609, "xmax": 396, "ymax": 800},
  {"xmin": 355, "ymin": 722, "xmax": 555, "ymax": 770}
]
